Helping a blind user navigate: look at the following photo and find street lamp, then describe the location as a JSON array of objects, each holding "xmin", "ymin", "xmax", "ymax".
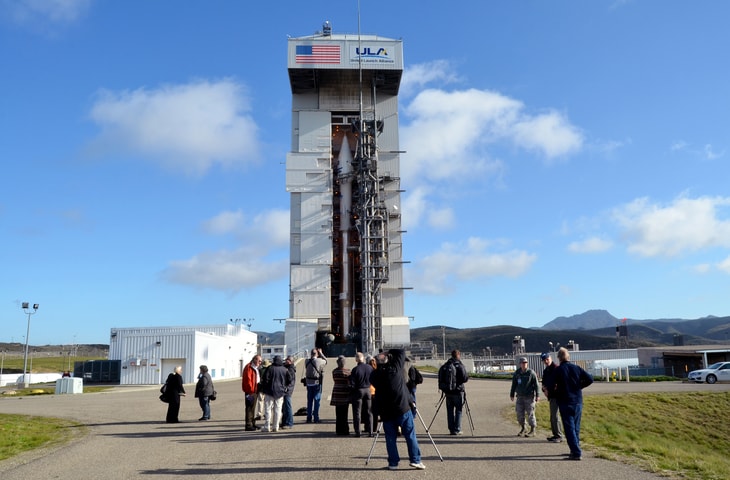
[
  {"xmin": 21, "ymin": 302, "xmax": 39, "ymax": 388},
  {"xmin": 441, "ymin": 326, "xmax": 446, "ymax": 360}
]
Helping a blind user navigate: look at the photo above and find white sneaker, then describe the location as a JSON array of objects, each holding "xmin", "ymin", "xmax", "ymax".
[
  {"xmin": 409, "ymin": 462, "xmax": 426, "ymax": 470},
  {"xmin": 387, "ymin": 465, "xmax": 398, "ymax": 470}
]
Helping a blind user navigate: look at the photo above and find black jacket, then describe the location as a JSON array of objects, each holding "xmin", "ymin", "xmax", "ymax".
[
  {"xmin": 164, "ymin": 372, "xmax": 185, "ymax": 400},
  {"xmin": 370, "ymin": 349, "xmax": 411, "ymax": 420},
  {"xmin": 261, "ymin": 356, "xmax": 291, "ymax": 399}
]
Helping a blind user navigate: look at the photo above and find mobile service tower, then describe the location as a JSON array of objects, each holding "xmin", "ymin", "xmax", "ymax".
[{"xmin": 285, "ymin": 22, "xmax": 409, "ymax": 357}]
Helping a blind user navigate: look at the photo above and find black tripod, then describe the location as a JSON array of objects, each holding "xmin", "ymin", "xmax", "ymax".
[
  {"xmin": 427, "ymin": 390, "xmax": 475, "ymax": 435},
  {"xmin": 365, "ymin": 405, "xmax": 443, "ymax": 465}
]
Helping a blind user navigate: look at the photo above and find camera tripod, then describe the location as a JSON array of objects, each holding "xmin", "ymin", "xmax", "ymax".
[
  {"xmin": 427, "ymin": 390, "xmax": 475, "ymax": 436},
  {"xmin": 365, "ymin": 404, "xmax": 443, "ymax": 465}
]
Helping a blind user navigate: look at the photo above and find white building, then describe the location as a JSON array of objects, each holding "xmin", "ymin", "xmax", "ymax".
[
  {"xmin": 285, "ymin": 23, "xmax": 410, "ymax": 356},
  {"xmin": 109, "ymin": 324, "xmax": 257, "ymax": 385}
]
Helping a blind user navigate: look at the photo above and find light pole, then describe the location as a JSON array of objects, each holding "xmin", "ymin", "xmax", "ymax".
[
  {"xmin": 441, "ymin": 326, "xmax": 446, "ymax": 360},
  {"xmin": 21, "ymin": 302, "xmax": 39, "ymax": 388},
  {"xmin": 295, "ymin": 299, "xmax": 302, "ymax": 358}
]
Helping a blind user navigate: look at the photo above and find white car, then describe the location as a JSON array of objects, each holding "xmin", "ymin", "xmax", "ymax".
[{"xmin": 688, "ymin": 361, "xmax": 730, "ymax": 384}]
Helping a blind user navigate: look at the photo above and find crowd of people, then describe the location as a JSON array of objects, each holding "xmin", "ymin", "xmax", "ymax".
[{"xmin": 161, "ymin": 345, "xmax": 593, "ymax": 468}]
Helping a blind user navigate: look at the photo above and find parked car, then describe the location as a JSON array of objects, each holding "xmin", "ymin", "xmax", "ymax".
[{"xmin": 688, "ymin": 361, "xmax": 730, "ymax": 384}]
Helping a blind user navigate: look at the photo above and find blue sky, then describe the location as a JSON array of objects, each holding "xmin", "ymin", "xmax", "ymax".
[{"xmin": 2, "ymin": 1, "xmax": 730, "ymax": 346}]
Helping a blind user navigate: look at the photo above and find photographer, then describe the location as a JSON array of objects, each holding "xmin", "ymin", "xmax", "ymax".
[
  {"xmin": 438, "ymin": 350, "xmax": 469, "ymax": 435},
  {"xmin": 370, "ymin": 349, "xmax": 425, "ymax": 471},
  {"xmin": 304, "ymin": 348, "xmax": 327, "ymax": 423}
]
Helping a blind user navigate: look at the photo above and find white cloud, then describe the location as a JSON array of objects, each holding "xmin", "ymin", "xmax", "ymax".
[
  {"xmin": 400, "ymin": 87, "xmax": 583, "ymax": 183},
  {"xmin": 568, "ymin": 236, "xmax": 613, "ymax": 254},
  {"xmin": 670, "ymin": 140, "xmax": 688, "ymax": 152},
  {"xmin": 1, "ymin": 0, "xmax": 90, "ymax": 29},
  {"xmin": 717, "ymin": 256, "xmax": 730, "ymax": 274},
  {"xmin": 511, "ymin": 111, "xmax": 583, "ymax": 160},
  {"xmin": 693, "ymin": 263, "xmax": 711, "ymax": 274},
  {"xmin": 704, "ymin": 144, "xmax": 725, "ymax": 160},
  {"xmin": 400, "ymin": 60, "xmax": 460, "ymax": 97},
  {"xmin": 203, "ymin": 210, "xmax": 245, "ymax": 235},
  {"xmin": 88, "ymin": 79, "xmax": 261, "ymax": 175},
  {"xmin": 164, "ymin": 209, "xmax": 289, "ymax": 292},
  {"xmin": 408, "ymin": 237, "xmax": 537, "ymax": 294},
  {"xmin": 162, "ymin": 248, "xmax": 287, "ymax": 292},
  {"xmin": 612, "ymin": 195, "xmax": 730, "ymax": 257},
  {"xmin": 401, "ymin": 186, "xmax": 458, "ymax": 232},
  {"xmin": 202, "ymin": 208, "xmax": 288, "ymax": 245},
  {"xmin": 427, "ymin": 207, "xmax": 456, "ymax": 230},
  {"xmin": 401, "ymin": 187, "xmax": 429, "ymax": 231}
]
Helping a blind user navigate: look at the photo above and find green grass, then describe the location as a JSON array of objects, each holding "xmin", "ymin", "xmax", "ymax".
[
  {"xmin": 0, "ymin": 414, "xmax": 84, "ymax": 462},
  {"xmin": 535, "ymin": 391, "xmax": 730, "ymax": 480},
  {"xmin": 1, "ymin": 356, "xmax": 105, "ymax": 374}
]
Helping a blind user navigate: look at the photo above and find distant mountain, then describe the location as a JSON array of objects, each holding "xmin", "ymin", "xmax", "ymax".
[
  {"xmin": 410, "ymin": 311, "xmax": 730, "ymax": 357},
  {"xmin": 254, "ymin": 331, "xmax": 285, "ymax": 345},
  {"xmin": 541, "ymin": 309, "xmax": 620, "ymax": 330}
]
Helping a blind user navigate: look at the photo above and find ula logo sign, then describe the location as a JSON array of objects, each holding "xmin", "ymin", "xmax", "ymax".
[
  {"xmin": 355, "ymin": 47, "xmax": 388, "ymax": 56},
  {"xmin": 350, "ymin": 45, "xmax": 395, "ymax": 64}
]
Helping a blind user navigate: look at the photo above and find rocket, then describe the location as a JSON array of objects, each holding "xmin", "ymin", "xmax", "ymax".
[{"xmin": 338, "ymin": 135, "xmax": 354, "ymax": 338}]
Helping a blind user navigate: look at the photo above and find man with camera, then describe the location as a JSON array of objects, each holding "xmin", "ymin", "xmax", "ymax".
[
  {"xmin": 370, "ymin": 349, "xmax": 425, "ymax": 470},
  {"xmin": 304, "ymin": 347, "xmax": 327, "ymax": 423}
]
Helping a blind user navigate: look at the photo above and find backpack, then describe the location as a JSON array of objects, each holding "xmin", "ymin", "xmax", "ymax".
[
  {"xmin": 438, "ymin": 361, "xmax": 458, "ymax": 392},
  {"xmin": 409, "ymin": 366, "xmax": 423, "ymax": 386},
  {"xmin": 305, "ymin": 359, "xmax": 322, "ymax": 384}
]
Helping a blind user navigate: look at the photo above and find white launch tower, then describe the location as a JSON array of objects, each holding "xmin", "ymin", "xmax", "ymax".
[{"xmin": 285, "ymin": 22, "xmax": 409, "ymax": 356}]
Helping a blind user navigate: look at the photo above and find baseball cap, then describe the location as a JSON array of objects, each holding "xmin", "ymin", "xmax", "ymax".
[
  {"xmin": 540, "ymin": 352, "xmax": 550, "ymax": 360},
  {"xmin": 518, "ymin": 357, "xmax": 528, "ymax": 363}
]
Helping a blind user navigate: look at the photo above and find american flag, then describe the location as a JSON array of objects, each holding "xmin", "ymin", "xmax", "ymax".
[{"xmin": 295, "ymin": 45, "xmax": 341, "ymax": 64}]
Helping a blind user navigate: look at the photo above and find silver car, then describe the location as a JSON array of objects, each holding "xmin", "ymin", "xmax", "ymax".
[{"xmin": 688, "ymin": 361, "xmax": 730, "ymax": 384}]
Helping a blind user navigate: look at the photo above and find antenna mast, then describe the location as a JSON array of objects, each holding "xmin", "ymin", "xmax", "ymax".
[{"xmin": 353, "ymin": 0, "xmax": 389, "ymax": 355}]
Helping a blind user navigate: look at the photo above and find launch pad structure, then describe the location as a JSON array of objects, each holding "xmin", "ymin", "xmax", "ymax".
[{"xmin": 285, "ymin": 22, "xmax": 409, "ymax": 357}]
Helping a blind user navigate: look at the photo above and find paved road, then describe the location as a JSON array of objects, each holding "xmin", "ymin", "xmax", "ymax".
[{"xmin": 1, "ymin": 363, "xmax": 727, "ymax": 480}]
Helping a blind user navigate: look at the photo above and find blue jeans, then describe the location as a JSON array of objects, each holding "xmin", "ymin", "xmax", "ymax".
[
  {"xmin": 198, "ymin": 396, "xmax": 210, "ymax": 419},
  {"xmin": 306, "ymin": 384, "xmax": 322, "ymax": 422},
  {"xmin": 382, "ymin": 410, "xmax": 421, "ymax": 467},
  {"xmin": 281, "ymin": 394, "xmax": 293, "ymax": 427},
  {"xmin": 559, "ymin": 402, "xmax": 583, "ymax": 457},
  {"xmin": 445, "ymin": 391, "xmax": 463, "ymax": 434}
]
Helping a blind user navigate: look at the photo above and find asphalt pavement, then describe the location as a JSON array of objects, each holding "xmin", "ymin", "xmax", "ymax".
[{"xmin": 1, "ymin": 361, "xmax": 727, "ymax": 480}]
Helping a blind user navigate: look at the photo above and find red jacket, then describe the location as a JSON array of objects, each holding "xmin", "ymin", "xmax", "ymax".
[{"xmin": 242, "ymin": 362, "xmax": 258, "ymax": 395}]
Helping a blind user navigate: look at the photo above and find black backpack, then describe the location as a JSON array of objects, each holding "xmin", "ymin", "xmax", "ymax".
[{"xmin": 438, "ymin": 361, "xmax": 457, "ymax": 392}]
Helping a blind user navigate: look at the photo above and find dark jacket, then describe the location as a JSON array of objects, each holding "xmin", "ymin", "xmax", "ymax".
[
  {"xmin": 510, "ymin": 368, "xmax": 539, "ymax": 399},
  {"xmin": 370, "ymin": 349, "xmax": 411, "ymax": 420},
  {"xmin": 554, "ymin": 361, "xmax": 593, "ymax": 405},
  {"xmin": 195, "ymin": 371, "xmax": 214, "ymax": 398},
  {"xmin": 349, "ymin": 362, "xmax": 373, "ymax": 390},
  {"xmin": 261, "ymin": 356, "xmax": 291, "ymax": 399},
  {"xmin": 541, "ymin": 362, "xmax": 559, "ymax": 400},
  {"xmin": 284, "ymin": 362, "xmax": 297, "ymax": 395},
  {"xmin": 165, "ymin": 372, "xmax": 185, "ymax": 400}
]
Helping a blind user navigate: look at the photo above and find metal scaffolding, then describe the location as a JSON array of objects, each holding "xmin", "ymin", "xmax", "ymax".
[{"xmin": 353, "ymin": 96, "xmax": 389, "ymax": 354}]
